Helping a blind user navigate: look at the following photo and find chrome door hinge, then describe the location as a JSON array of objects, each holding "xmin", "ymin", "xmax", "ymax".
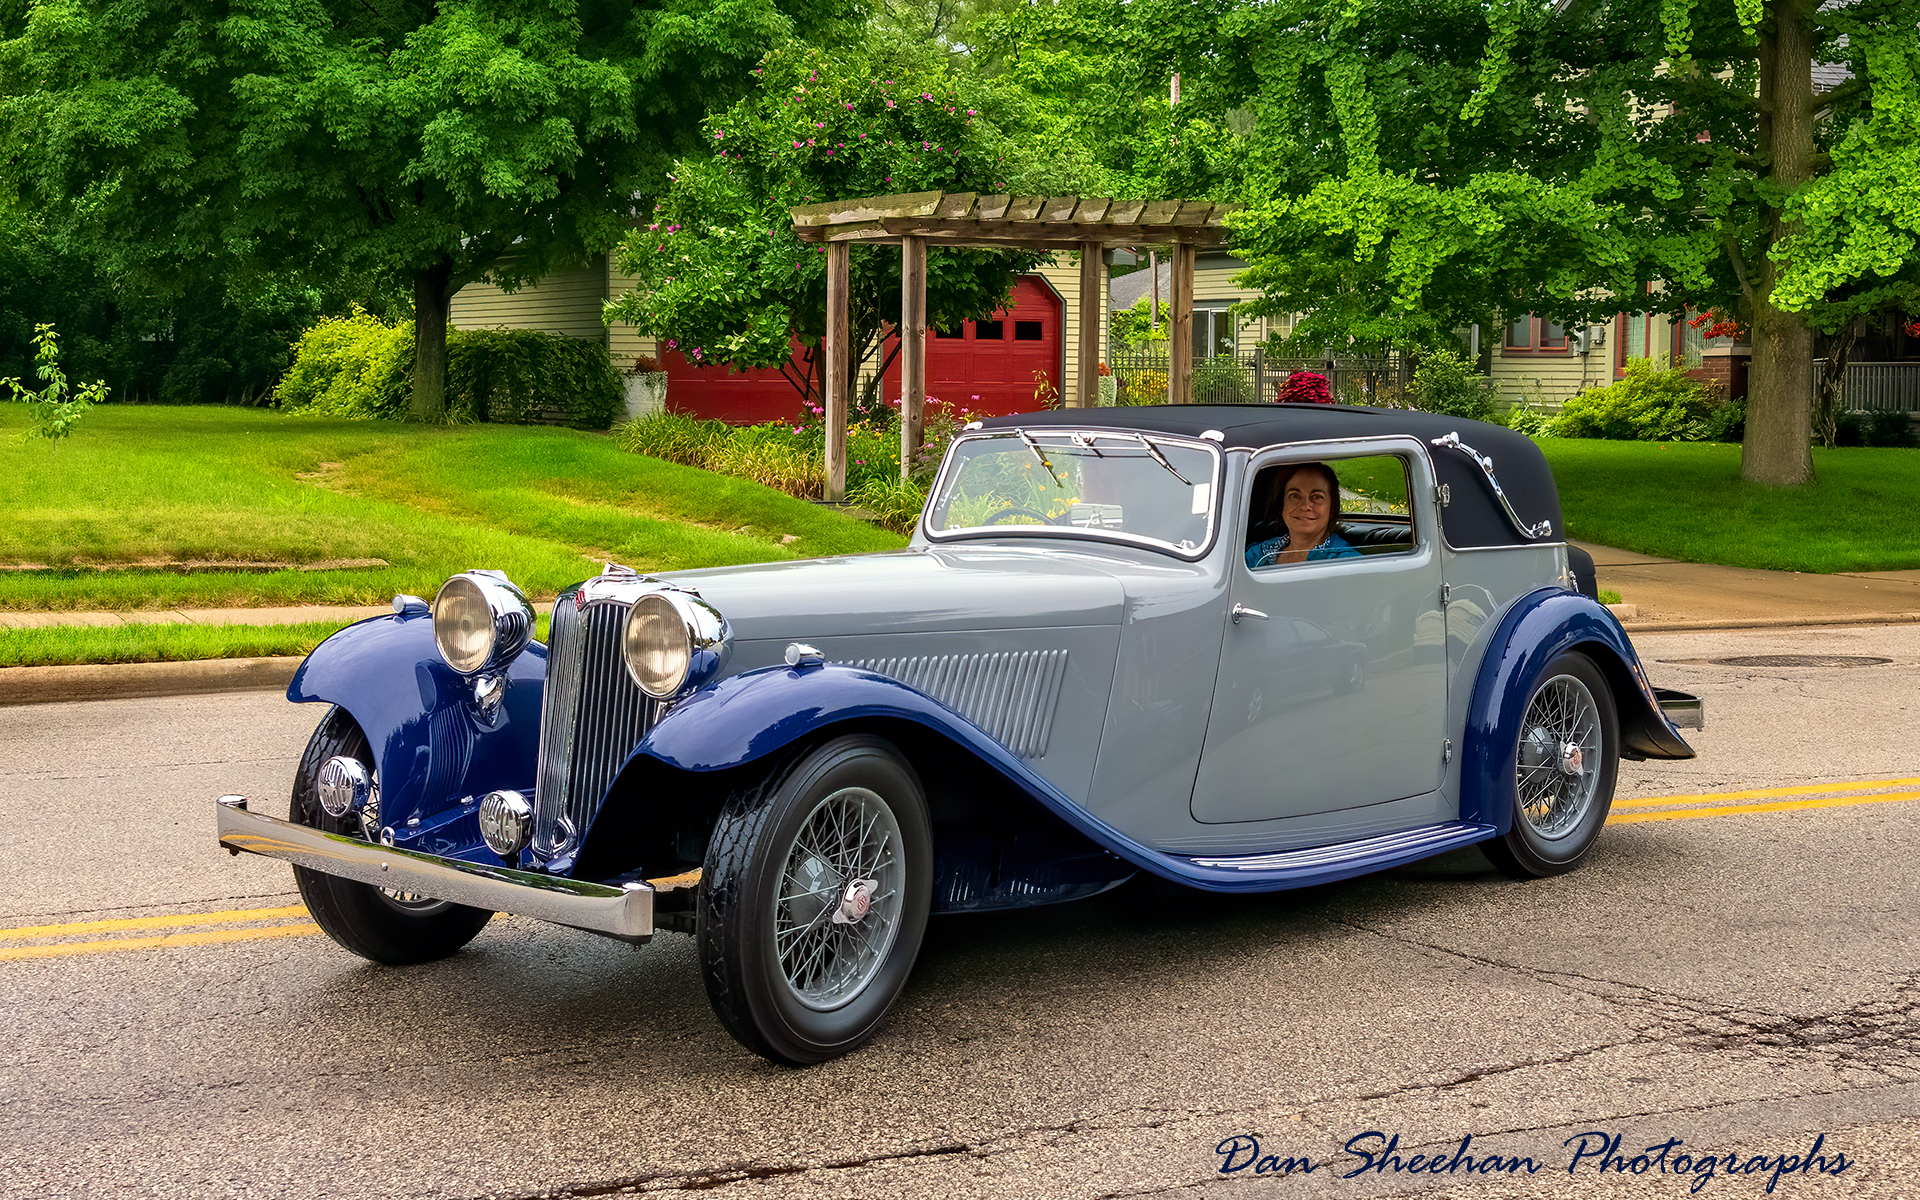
[
  {"xmin": 1434, "ymin": 483, "xmax": 1451, "ymax": 506},
  {"xmin": 1443, "ymin": 739, "xmax": 1453, "ymax": 765},
  {"xmin": 1440, "ymin": 583, "xmax": 1453, "ymax": 604}
]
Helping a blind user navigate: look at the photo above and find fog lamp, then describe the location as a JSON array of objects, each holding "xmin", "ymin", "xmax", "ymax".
[
  {"xmin": 317, "ymin": 756, "xmax": 375, "ymax": 820},
  {"xmin": 478, "ymin": 790, "xmax": 534, "ymax": 858}
]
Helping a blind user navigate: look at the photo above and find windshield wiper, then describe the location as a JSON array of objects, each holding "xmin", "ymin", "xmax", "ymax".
[
  {"xmin": 1120, "ymin": 432, "xmax": 1193, "ymax": 485},
  {"xmin": 1014, "ymin": 429, "xmax": 1065, "ymax": 489}
]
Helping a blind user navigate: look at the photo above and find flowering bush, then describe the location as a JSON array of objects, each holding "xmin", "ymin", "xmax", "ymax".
[
  {"xmin": 1277, "ymin": 371, "xmax": 1332, "ymax": 404},
  {"xmin": 1687, "ymin": 310, "xmax": 1745, "ymax": 340},
  {"xmin": 631, "ymin": 354, "xmax": 663, "ymax": 374},
  {"xmin": 1550, "ymin": 358, "xmax": 1724, "ymax": 441}
]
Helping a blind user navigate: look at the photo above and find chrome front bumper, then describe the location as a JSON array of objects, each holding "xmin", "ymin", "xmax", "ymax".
[
  {"xmin": 215, "ymin": 795, "xmax": 654, "ymax": 943},
  {"xmin": 1655, "ymin": 688, "xmax": 1705, "ymax": 730}
]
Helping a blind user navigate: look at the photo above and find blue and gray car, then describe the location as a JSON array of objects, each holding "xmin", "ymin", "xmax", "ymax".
[{"xmin": 217, "ymin": 404, "xmax": 1701, "ymax": 1065}]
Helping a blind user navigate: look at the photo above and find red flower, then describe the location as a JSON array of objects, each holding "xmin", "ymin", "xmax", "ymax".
[{"xmin": 1276, "ymin": 372, "xmax": 1332, "ymax": 405}]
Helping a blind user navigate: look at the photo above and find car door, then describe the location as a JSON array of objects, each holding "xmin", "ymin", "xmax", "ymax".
[{"xmin": 1189, "ymin": 443, "xmax": 1449, "ymax": 825}]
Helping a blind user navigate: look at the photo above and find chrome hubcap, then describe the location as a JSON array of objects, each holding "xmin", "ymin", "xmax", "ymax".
[
  {"xmin": 1515, "ymin": 675, "xmax": 1602, "ymax": 840},
  {"xmin": 774, "ymin": 787, "xmax": 903, "ymax": 1011}
]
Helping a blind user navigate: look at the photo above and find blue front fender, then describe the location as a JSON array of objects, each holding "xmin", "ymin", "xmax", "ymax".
[
  {"xmin": 1460, "ymin": 588, "xmax": 1695, "ymax": 834},
  {"xmin": 287, "ymin": 611, "xmax": 546, "ymax": 842}
]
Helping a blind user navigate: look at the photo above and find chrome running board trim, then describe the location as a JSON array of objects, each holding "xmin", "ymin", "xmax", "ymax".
[{"xmin": 1187, "ymin": 820, "xmax": 1497, "ymax": 872}]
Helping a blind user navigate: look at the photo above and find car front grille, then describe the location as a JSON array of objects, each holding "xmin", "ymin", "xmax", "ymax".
[{"xmin": 533, "ymin": 595, "xmax": 655, "ymax": 859}]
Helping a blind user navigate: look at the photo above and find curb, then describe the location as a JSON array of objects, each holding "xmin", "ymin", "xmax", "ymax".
[
  {"xmin": 1622, "ymin": 612, "xmax": 1920, "ymax": 634},
  {"xmin": 0, "ymin": 656, "xmax": 303, "ymax": 707}
]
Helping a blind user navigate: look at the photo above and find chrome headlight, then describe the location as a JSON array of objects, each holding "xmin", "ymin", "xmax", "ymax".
[
  {"xmin": 433, "ymin": 570, "xmax": 534, "ymax": 676},
  {"xmin": 622, "ymin": 589, "xmax": 730, "ymax": 699}
]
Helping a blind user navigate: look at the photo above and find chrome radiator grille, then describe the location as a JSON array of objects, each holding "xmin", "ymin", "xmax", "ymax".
[
  {"xmin": 845, "ymin": 649, "xmax": 1069, "ymax": 759},
  {"xmin": 533, "ymin": 597, "xmax": 655, "ymax": 858}
]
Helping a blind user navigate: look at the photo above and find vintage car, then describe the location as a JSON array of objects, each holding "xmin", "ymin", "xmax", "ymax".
[{"xmin": 216, "ymin": 404, "xmax": 1702, "ymax": 1065}]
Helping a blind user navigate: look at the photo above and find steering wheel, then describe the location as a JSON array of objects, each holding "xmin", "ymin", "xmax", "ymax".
[{"xmin": 983, "ymin": 506, "xmax": 1057, "ymax": 526}]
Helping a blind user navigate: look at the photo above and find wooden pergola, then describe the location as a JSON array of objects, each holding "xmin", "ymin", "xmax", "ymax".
[{"xmin": 791, "ymin": 191, "xmax": 1234, "ymax": 501}]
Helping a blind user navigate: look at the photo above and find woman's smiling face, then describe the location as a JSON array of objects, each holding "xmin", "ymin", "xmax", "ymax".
[{"xmin": 1282, "ymin": 466, "xmax": 1334, "ymax": 547}]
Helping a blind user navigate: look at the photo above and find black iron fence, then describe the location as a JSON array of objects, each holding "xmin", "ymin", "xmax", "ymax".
[{"xmin": 1105, "ymin": 351, "xmax": 1411, "ymax": 406}]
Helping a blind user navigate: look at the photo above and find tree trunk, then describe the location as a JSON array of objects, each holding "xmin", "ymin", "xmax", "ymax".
[
  {"xmin": 1738, "ymin": 0, "xmax": 1818, "ymax": 486},
  {"xmin": 411, "ymin": 262, "xmax": 455, "ymax": 421},
  {"xmin": 1813, "ymin": 320, "xmax": 1859, "ymax": 447}
]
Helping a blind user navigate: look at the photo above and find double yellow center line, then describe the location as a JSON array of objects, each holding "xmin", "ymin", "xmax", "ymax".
[
  {"xmin": 1609, "ymin": 775, "xmax": 1920, "ymax": 824},
  {"xmin": 0, "ymin": 904, "xmax": 318, "ymax": 962},
  {"xmin": 5, "ymin": 779, "xmax": 1913, "ymax": 962}
]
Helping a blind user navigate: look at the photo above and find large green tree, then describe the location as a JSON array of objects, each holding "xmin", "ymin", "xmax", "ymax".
[
  {"xmin": 607, "ymin": 37, "xmax": 1090, "ymax": 409},
  {"xmin": 990, "ymin": 0, "xmax": 1919, "ymax": 486},
  {"xmin": 1, "ymin": 0, "xmax": 840, "ymax": 416}
]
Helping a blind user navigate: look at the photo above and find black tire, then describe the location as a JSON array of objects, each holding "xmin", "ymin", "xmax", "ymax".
[
  {"xmin": 291, "ymin": 706, "xmax": 493, "ymax": 965},
  {"xmin": 1480, "ymin": 652, "xmax": 1619, "ymax": 879},
  {"xmin": 698, "ymin": 735, "xmax": 933, "ymax": 1065}
]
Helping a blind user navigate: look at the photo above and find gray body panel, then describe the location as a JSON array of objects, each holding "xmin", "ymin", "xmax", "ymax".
[{"xmin": 643, "ymin": 433, "xmax": 1571, "ymax": 859}]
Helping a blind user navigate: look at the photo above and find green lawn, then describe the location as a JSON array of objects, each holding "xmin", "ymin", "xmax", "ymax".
[
  {"xmin": 1542, "ymin": 438, "xmax": 1920, "ymax": 573},
  {"xmin": 0, "ymin": 406, "xmax": 906, "ymax": 613}
]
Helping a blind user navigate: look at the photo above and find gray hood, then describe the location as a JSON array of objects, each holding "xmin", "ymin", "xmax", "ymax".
[{"xmin": 656, "ymin": 546, "xmax": 1127, "ymax": 643}]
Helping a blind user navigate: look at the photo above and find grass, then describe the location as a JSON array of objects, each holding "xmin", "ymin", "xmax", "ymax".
[
  {"xmin": 1541, "ymin": 438, "xmax": 1920, "ymax": 573},
  {"xmin": 0, "ymin": 613, "xmax": 556, "ymax": 668},
  {"xmin": 0, "ymin": 405, "xmax": 906, "ymax": 612}
]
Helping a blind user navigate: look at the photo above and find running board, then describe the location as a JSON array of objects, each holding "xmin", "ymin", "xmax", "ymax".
[{"xmin": 1172, "ymin": 821, "xmax": 1499, "ymax": 891}]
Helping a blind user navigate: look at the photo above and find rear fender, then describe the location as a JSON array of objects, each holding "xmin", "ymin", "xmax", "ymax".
[
  {"xmin": 1460, "ymin": 588, "xmax": 1694, "ymax": 833},
  {"xmin": 287, "ymin": 611, "xmax": 546, "ymax": 843}
]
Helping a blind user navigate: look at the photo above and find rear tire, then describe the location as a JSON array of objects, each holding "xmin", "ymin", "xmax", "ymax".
[
  {"xmin": 1480, "ymin": 653, "xmax": 1619, "ymax": 880},
  {"xmin": 698, "ymin": 735, "xmax": 932, "ymax": 1065},
  {"xmin": 291, "ymin": 707, "xmax": 493, "ymax": 965}
]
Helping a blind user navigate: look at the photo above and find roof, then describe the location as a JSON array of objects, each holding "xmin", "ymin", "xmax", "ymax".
[
  {"xmin": 974, "ymin": 404, "xmax": 1564, "ymax": 548},
  {"xmin": 791, "ymin": 192, "xmax": 1235, "ymax": 252},
  {"xmin": 1110, "ymin": 261, "xmax": 1171, "ymax": 311}
]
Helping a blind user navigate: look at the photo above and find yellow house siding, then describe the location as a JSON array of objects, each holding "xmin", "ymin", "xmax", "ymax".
[
  {"xmin": 449, "ymin": 260, "xmax": 608, "ymax": 343},
  {"xmin": 1487, "ymin": 323, "xmax": 1612, "ymax": 405},
  {"xmin": 1032, "ymin": 254, "xmax": 1099, "ymax": 403},
  {"xmin": 605, "ymin": 257, "xmax": 660, "ymax": 369}
]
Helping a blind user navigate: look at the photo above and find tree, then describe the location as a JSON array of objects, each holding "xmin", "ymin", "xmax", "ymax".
[
  {"xmin": 606, "ymin": 37, "xmax": 1081, "ymax": 412},
  {"xmin": 1, "ymin": 0, "xmax": 840, "ymax": 417},
  {"xmin": 991, "ymin": 0, "xmax": 1920, "ymax": 486}
]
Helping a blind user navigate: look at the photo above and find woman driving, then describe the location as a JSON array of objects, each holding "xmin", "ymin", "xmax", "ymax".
[{"xmin": 1245, "ymin": 461, "xmax": 1362, "ymax": 568}]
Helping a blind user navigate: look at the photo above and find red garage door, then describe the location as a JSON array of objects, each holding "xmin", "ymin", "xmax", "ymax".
[{"xmin": 663, "ymin": 274, "xmax": 1063, "ymax": 425}]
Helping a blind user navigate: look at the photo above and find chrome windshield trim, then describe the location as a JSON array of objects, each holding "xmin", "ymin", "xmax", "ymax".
[
  {"xmin": 922, "ymin": 429, "xmax": 1224, "ymax": 561},
  {"xmin": 1429, "ymin": 431, "xmax": 1555, "ymax": 539},
  {"xmin": 215, "ymin": 796, "xmax": 654, "ymax": 943}
]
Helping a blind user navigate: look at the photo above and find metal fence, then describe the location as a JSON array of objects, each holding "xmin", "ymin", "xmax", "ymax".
[
  {"xmin": 1810, "ymin": 361, "xmax": 1920, "ymax": 413},
  {"xmin": 1105, "ymin": 351, "xmax": 1410, "ymax": 406}
]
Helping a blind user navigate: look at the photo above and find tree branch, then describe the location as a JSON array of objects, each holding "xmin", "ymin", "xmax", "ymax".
[
  {"xmin": 1724, "ymin": 235, "xmax": 1757, "ymax": 308},
  {"xmin": 1810, "ymin": 78, "xmax": 1867, "ymax": 115}
]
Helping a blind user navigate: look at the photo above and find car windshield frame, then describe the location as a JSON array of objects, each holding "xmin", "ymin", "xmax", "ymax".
[{"xmin": 921, "ymin": 428, "xmax": 1226, "ymax": 561}]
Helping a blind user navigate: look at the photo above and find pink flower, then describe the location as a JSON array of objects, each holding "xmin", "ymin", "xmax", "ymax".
[
  {"xmin": 792, "ymin": 140, "xmax": 802, "ymax": 148},
  {"xmin": 814, "ymin": 121, "xmax": 824, "ymax": 127},
  {"xmin": 967, "ymin": 109, "xmax": 976, "ymax": 116},
  {"xmin": 713, "ymin": 130, "xmax": 724, "ymax": 139},
  {"xmin": 885, "ymin": 99, "xmax": 895, "ymax": 108}
]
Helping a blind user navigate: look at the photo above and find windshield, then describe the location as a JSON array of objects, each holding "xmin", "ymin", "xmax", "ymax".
[{"xmin": 924, "ymin": 430, "xmax": 1221, "ymax": 556}]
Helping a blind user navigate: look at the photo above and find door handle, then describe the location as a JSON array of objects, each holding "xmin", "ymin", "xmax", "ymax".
[{"xmin": 1231, "ymin": 604, "xmax": 1268, "ymax": 624}]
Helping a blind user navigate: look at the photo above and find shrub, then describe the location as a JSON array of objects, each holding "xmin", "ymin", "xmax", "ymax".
[
  {"xmin": 447, "ymin": 328, "xmax": 623, "ymax": 429},
  {"xmin": 1277, "ymin": 371, "xmax": 1330, "ymax": 404},
  {"xmin": 1408, "ymin": 348, "xmax": 1495, "ymax": 421},
  {"xmin": 1193, "ymin": 357, "xmax": 1254, "ymax": 403},
  {"xmin": 1118, "ymin": 368, "xmax": 1168, "ymax": 405},
  {"xmin": 275, "ymin": 307, "xmax": 412, "ymax": 418},
  {"xmin": 1550, "ymin": 358, "xmax": 1722, "ymax": 441},
  {"xmin": 616, "ymin": 410, "xmax": 735, "ymax": 465},
  {"xmin": 1701, "ymin": 395, "xmax": 1746, "ymax": 443},
  {"xmin": 1834, "ymin": 409, "xmax": 1918, "ymax": 448},
  {"xmin": 1500, "ymin": 400, "xmax": 1553, "ymax": 439},
  {"xmin": 849, "ymin": 474, "xmax": 929, "ymax": 534}
]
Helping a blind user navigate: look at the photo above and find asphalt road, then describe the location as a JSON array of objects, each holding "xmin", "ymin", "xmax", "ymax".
[{"xmin": 3, "ymin": 623, "xmax": 1916, "ymax": 1200}]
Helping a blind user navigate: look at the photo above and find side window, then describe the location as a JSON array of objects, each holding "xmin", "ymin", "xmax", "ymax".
[{"xmin": 1245, "ymin": 455, "xmax": 1416, "ymax": 570}]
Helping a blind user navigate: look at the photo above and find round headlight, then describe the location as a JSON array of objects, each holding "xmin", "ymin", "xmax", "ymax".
[
  {"xmin": 433, "ymin": 571, "xmax": 534, "ymax": 676},
  {"xmin": 623, "ymin": 593, "xmax": 691, "ymax": 698},
  {"xmin": 621, "ymin": 589, "xmax": 730, "ymax": 700}
]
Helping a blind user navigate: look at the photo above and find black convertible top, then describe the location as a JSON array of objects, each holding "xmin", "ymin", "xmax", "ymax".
[{"xmin": 976, "ymin": 404, "xmax": 1563, "ymax": 549}]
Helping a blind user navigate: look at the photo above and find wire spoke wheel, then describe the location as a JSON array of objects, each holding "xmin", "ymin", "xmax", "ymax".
[
  {"xmin": 775, "ymin": 787, "xmax": 904, "ymax": 1010},
  {"xmin": 1482, "ymin": 653, "xmax": 1619, "ymax": 880},
  {"xmin": 1514, "ymin": 675, "xmax": 1603, "ymax": 841}
]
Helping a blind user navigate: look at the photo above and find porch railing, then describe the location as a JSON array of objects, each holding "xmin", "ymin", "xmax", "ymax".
[
  {"xmin": 1105, "ymin": 351, "xmax": 1410, "ymax": 406},
  {"xmin": 1810, "ymin": 361, "xmax": 1920, "ymax": 413}
]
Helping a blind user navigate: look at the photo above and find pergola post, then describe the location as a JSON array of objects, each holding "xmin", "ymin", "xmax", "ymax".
[
  {"xmin": 900, "ymin": 235, "xmax": 927, "ymax": 477},
  {"xmin": 825, "ymin": 240, "xmax": 850, "ymax": 502},
  {"xmin": 1169, "ymin": 241, "xmax": 1196, "ymax": 404},
  {"xmin": 1076, "ymin": 240, "xmax": 1103, "ymax": 407}
]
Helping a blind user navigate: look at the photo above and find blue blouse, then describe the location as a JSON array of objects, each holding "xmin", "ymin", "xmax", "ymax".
[{"xmin": 1245, "ymin": 530, "xmax": 1360, "ymax": 569}]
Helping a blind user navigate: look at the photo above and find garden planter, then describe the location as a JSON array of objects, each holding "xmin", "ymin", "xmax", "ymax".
[{"xmin": 624, "ymin": 372, "xmax": 669, "ymax": 419}]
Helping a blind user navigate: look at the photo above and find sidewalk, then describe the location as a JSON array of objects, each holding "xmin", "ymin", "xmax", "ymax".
[{"xmin": 5, "ymin": 548, "xmax": 1920, "ymax": 704}]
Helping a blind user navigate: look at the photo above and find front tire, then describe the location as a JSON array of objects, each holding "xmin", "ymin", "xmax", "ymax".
[
  {"xmin": 291, "ymin": 706, "xmax": 493, "ymax": 965},
  {"xmin": 1480, "ymin": 652, "xmax": 1619, "ymax": 880},
  {"xmin": 698, "ymin": 735, "xmax": 933, "ymax": 1065}
]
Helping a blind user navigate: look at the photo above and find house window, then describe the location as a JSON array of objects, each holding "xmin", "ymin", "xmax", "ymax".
[
  {"xmin": 975, "ymin": 320, "xmax": 1004, "ymax": 340},
  {"xmin": 1014, "ymin": 320, "xmax": 1043, "ymax": 341},
  {"xmin": 1193, "ymin": 307, "xmax": 1236, "ymax": 361},
  {"xmin": 1505, "ymin": 316, "xmax": 1568, "ymax": 354}
]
